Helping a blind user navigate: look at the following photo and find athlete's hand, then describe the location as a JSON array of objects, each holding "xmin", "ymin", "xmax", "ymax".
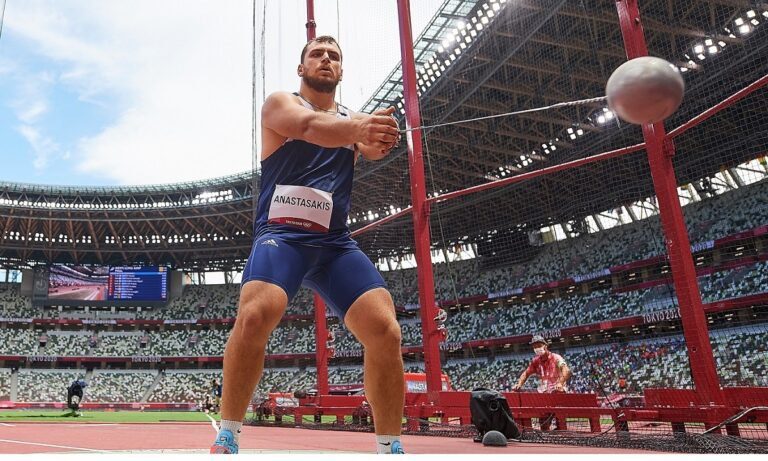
[
  {"xmin": 371, "ymin": 107, "xmax": 401, "ymax": 153},
  {"xmin": 554, "ymin": 383, "xmax": 566, "ymax": 393},
  {"xmin": 357, "ymin": 106, "xmax": 399, "ymax": 150},
  {"xmin": 511, "ymin": 383, "xmax": 522, "ymax": 391}
]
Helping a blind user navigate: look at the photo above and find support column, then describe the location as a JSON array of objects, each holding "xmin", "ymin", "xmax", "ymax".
[
  {"xmin": 397, "ymin": 0, "xmax": 443, "ymax": 393},
  {"xmin": 614, "ymin": 0, "xmax": 724, "ymax": 405}
]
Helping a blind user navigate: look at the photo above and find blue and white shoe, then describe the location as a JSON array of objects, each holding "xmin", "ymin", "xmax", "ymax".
[
  {"xmin": 390, "ymin": 440, "xmax": 405, "ymax": 454},
  {"xmin": 210, "ymin": 429, "xmax": 239, "ymax": 454}
]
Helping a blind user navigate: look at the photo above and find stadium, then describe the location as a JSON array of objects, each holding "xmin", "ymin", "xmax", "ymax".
[{"xmin": 0, "ymin": 0, "xmax": 767, "ymax": 455}]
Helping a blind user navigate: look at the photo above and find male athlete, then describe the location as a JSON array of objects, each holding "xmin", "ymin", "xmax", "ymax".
[{"xmin": 211, "ymin": 36, "xmax": 405, "ymax": 454}]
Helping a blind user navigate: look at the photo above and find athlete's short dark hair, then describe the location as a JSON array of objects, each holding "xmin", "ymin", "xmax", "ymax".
[{"xmin": 301, "ymin": 36, "xmax": 342, "ymax": 63}]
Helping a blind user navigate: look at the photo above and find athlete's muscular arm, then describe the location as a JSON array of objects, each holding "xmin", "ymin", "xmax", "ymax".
[
  {"xmin": 262, "ymin": 92, "xmax": 398, "ymax": 149},
  {"xmin": 353, "ymin": 107, "xmax": 401, "ymax": 161}
]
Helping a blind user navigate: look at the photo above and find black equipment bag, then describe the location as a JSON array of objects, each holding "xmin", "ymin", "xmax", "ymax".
[{"xmin": 469, "ymin": 388, "xmax": 520, "ymax": 441}]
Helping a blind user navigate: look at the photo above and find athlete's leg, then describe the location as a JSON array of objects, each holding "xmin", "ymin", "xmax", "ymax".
[
  {"xmin": 220, "ymin": 280, "xmax": 288, "ymax": 422},
  {"xmin": 344, "ymin": 287, "xmax": 405, "ymax": 437},
  {"xmin": 219, "ymin": 236, "xmax": 312, "ymax": 424},
  {"xmin": 304, "ymin": 248, "xmax": 404, "ymax": 437}
]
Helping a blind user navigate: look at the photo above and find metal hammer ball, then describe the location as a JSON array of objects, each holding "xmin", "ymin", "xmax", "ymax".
[{"xmin": 606, "ymin": 56, "xmax": 685, "ymax": 125}]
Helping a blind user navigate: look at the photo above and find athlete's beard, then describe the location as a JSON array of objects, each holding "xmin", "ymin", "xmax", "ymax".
[{"xmin": 303, "ymin": 74, "xmax": 339, "ymax": 94}]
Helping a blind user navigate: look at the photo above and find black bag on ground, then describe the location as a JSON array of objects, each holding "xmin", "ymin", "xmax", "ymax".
[{"xmin": 469, "ymin": 388, "xmax": 520, "ymax": 441}]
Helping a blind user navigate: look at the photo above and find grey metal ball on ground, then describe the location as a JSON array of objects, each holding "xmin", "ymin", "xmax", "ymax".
[
  {"xmin": 606, "ymin": 56, "xmax": 685, "ymax": 125},
  {"xmin": 482, "ymin": 430, "xmax": 508, "ymax": 447}
]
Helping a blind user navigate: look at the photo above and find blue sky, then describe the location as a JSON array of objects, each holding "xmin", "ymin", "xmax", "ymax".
[{"xmin": 0, "ymin": 0, "xmax": 441, "ymax": 186}]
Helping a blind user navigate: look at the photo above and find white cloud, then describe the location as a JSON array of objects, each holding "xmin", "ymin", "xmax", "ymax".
[
  {"xmin": 16, "ymin": 124, "xmax": 59, "ymax": 170},
  {"xmin": 6, "ymin": 67, "xmax": 55, "ymax": 169},
  {"xmin": 17, "ymin": 99, "xmax": 48, "ymax": 124},
  {"xmin": 0, "ymin": 58, "xmax": 16, "ymax": 76},
  {"xmin": 7, "ymin": 0, "xmax": 253, "ymax": 185},
  {"xmin": 4, "ymin": 0, "xmax": 444, "ymax": 185}
]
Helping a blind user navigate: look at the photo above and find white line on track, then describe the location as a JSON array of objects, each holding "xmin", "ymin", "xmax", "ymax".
[
  {"xmin": 61, "ymin": 423, "xmax": 118, "ymax": 427},
  {"xmin": 0, "ymin": 438, "xmax": 102, "ymax": 452},
  {"xmin": 205, "ymin": 413, "xmax": 219, "ymax": 433},
  {"xmin": 0, "ymin": 423, "xmax": 15, "ymax": 427}
]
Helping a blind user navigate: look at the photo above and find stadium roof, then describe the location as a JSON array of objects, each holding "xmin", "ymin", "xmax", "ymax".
[
  {"xmin": 0, "ymin": 173, "xmax": 254, "ymax": 270},
  {"xmin": 1, "ymin": 0, "xmax": 766, "ymax": 269}
]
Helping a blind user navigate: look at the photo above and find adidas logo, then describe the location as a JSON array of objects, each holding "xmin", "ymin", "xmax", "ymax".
[{"xmin": 261, "ymin": 239, "xmax": 279, "ymax": 247}]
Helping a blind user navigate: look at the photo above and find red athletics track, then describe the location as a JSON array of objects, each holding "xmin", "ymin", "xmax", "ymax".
[{"xmin": 0, "ymin": 422, "xmax": 652, "ymax": 454}]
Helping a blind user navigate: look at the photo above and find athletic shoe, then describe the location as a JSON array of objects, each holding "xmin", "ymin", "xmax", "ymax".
[
  {"xmin": 210, "ymin": 429, "xmax": 239, "ymax": 454},
  {"xmin": 390, "ymin": 440, "xmax": 405, "ymax": 454}
]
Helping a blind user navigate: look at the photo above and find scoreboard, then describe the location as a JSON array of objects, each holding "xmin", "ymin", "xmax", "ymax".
[{"xmin": 108, "ymin": 266, "xmax": 168, "ymax": 301}]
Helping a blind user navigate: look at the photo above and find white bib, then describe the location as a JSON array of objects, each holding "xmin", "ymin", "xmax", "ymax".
[{"xmin": 268, "ymin": 184, "xmax": 333, "ymax": 233}]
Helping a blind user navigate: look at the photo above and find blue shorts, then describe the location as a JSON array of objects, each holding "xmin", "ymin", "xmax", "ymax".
[{"xmin": 241, "ymin": 235, "xmax": 387, "ymax": 318}]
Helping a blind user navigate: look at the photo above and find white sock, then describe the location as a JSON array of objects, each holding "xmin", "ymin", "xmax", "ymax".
[
  {"xmin": 219, "ymin": 420, "xmax": 243, "ymax": 444},
  {"xmin": 376, "ymin": 435, "xmax": 401, "ymax": 454}
]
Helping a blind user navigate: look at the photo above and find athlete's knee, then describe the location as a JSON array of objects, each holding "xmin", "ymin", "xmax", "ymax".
[
  {"xmin": 235, "ymin": 297, "xmax": 283, "ymax": 339},
  {"xmin": 366, "ymin": 318, "xmax": 402, "ymax": 350}
]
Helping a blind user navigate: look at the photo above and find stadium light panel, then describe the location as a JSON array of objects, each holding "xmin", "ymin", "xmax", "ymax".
[
  {"xmin": 708, "ymin": 46, "xmax": 718, "ymax": 54},
  {"xmin": 704, "ymin": 38, "xmax": 713, "ymax": 46},
  {"xmin": 746, "ymin": 10, "xmax": 756, "ymax": 18},
  {"xmin": 739, "ymin": 24, "xmax": 751, "ymax": 34},
  {"xmin": 735, "ymin": 17, "xmax": 744, "ymax": 25}
]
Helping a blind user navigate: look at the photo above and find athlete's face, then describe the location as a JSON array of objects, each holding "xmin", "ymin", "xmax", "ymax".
[{"xmin": 299, "ymin": 42, "xmax": 343, "ymax": 94}]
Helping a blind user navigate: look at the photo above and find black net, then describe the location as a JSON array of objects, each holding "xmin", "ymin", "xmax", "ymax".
[{"xmin": 251, "ymin": 0, "xmax": 768, "ymax": 453}]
